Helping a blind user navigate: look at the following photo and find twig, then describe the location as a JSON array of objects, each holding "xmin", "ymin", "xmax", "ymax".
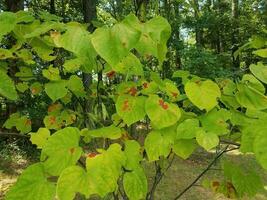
[
  {"xmin": 0, "ymin": 132, "xmax": 29, "ymax": 138},
  {"xmin": 157, "ymin": 154, "xmax": 175, "ymax": 184},
  {"xmin": 78, "ymin": 157, "xmax": 86, "ymax": 168},
  {"xmin": 173, "ymin": 145, "xmax": 233, "ymax": 200},
  {"xmin": 146, "ymin": 161, "xmax": 162, "ymax": 200},
  {"xmin": 115, "ymin": 119, "xmax": 123, "ymax": 127},
  {"xmin": 225, "ymin": 147, "xmax": 239, "ymax": 152},
  {"xmin": 220, "ymin": 139, "xmax": 240, "ymax": 147},
  {"xmin": 118, "ymin": 172, "xmax": 129, "ymax": 200},
  {"xmin": 146, "ymin": 154, "xmax": 175, "ymax": 200}
]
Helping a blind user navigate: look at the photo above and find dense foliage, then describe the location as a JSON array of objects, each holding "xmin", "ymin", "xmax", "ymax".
[{"xmin": 0, "ymin": 0, "xmax": 267, "ymax": 200}]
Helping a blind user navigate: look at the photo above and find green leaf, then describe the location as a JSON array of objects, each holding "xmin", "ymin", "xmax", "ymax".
[
  {"xmin": 116, "ymin": 95, "xmax": 146, "ymax": 126},
  {"xmin": 15, "ymin": 11, "xmax": 35, "ymax": 23},
  {"xmin": 253, "ymin": 48, "xmax": 267, "ymax": 58},
  {"xmin": 45, "ymin": 80, "xmax": 68, "ymax": 102},
  {"xmin": 159, "ymin": 80, "xmax": 180, "ymax": 101},
  {"xmin": 223, "ymin": 162, "xmax": 263, "ymax": 198},
  {"xmin": 63, "ymin": 58, "xmax": 83, "ymax": 72},
  {"xmin": 30, "ymin": 128, "xmax": 50, "ymax": 149},
  {"xmin": 13, "ymin": 20, "xmax": 41, "ymax": 41},
  {"xmin": 16, "ymin": 82, "xmax": 29, "ymax": 93},
  {"xmin": 240, "ymin": 128, "xmax": 256, "ymax": 153},
  {"xmin": 135, "ymin": 16, "xmax": 171, "ymax": 64},
  {"xmin": 124, "ymin": 140, "xmax": 143, "ymax": 170},
  {"xmin": 16, "ymin": 116, "xmax": 32, "ymax": 133},
  {"xmin": 42, "ymin": 66, "xmax": 61, "ymax": 81},
  {"xmin": 0, "ymin": 12, "xmax": 16, "ymax": 41},
  {"xmin": 113, "ymin": 53, "xmax": 143, "ymax": 76},
  {"xmin": 0, "ymin": 48, "xmax": 14, "ymax": 59},
  {"xmin": 250, "ymin": 62, "xmax": 267, "ymax": 84},
  {"xmin": 116, "ymin": 81, "xmax": 137, "ymax": 95},
  {"xmin": 249, "ymin": 36, "xmax": 266, "ymax": 49},
  {"xmin": 86, "ymin": 125, "xmax": 122, "ymax": 139},
  {"xmin": 16, "ymin": 49, "xmax": 34, "ymax": 64},
  {"xmin": 254, "ymin": 131, "xmax": 267, "ymax": 170},
  {"xmin": 0, "ymin": 70, "xmax": 18, "ymax": 100},
  {"xmin": 172, "ymin": 70, "xmax": 190, "ymax": 79},
  {"xmin": 3, "ymin": 113, "xmax": 20, "ymax": 129},
  {"xmin": 219, "ymin": 79, "xmax": 236, "ymax": 95},
  {"xmin": 199, "ymin": 109, "xmax": 231, "ymax": 136},
  {"xmin": 92, "ymin": 15, "xmax": 141, "ymax": 66},
  {"xmin": 232, "ymin": 171, "xmax": 263, "ymax": 198},
  {"xmin": 196, "ymin": 130, "xmax": 219, "ymax": 151},
  {"xmin": 30, "ymin": 82, "xmax": 43, "ymax": 95},
  {"xmin": 173, "ymin": 139, "xmax": 197, "ymax": 159},
  {"xmin": 231, "ymin": 111, "xmax": 265, "ymax": 153},
  {"xmin": 241, "ymin": 74, "xmax": 265, "ymax": 93},
  {"xmin": 123, "ymin": 167, "xmax": 147, "ymax": 200},
  {"xmin": 144, "ymin": 130, "xmax": 173, "ymax": 161},
  {"xmin": 236, "ymin": 83, "xmax": 267, "ymax": 110},
  {"xmin": 29, "ymin": 37, "xmax": 56, "ymax": 61},
  {"xmin": 43, "ymin": 114, "xmax": 62, "ymax": 130},
  {"xmin": 220, "ymin": 95, "xmax": 240, "ymax": 109},
  {"xmin": 5, "ymin": 163, "xmax": 55, "ymax": 200},
  {"xmin": 15, "ymin": 66, "xmax": 33, "ymax": 80},
  {"xmin": 67, "ymin": 75, "xmax": 85, "ymax": 97},
  {"xmin": 24, "ymin": 21, "xmax": 64, "ymax": 38},
  {"xmin": 185, "ymin": 80, "xmax": 221, "ymax": 111},
  {"xmin": 176, "ymin": 118, "xmax": 200, "ymax": 139},
  {"xmin": 141, "ymin": 81, "xmax": 159, "ymax": 95},
  {"xmin": 41, "ymin": 127, "xmax": 82, "ymax": 176},
  {"xmin": 56, "ymin": 166, "xmax": 90, "ymax": 200},
  {"xmin": 145, "ymin": 95, "xmax": 181, "ymax": 129},
  {"xmin": 3, "ymin": 113, "xmax": 31, "ymax": 134},
  {"xmin": 86, "ymin": 143, "xmax": 125, "ymax": 197},
  {"xmin": 39, "ymin": 11, "xmax": 62, "ymax": 21},
  {"xmin": 52, "ymin": 22, "xmax": 97, "ymax": 72},
  {"xmin": 80, "ymin": 128, "xmax": 92, "ymax": 143}
]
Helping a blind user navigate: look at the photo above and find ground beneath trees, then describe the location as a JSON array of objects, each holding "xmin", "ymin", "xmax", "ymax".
[{"xmin": 0, "ymin": 146, "xmax": 267, "ymax": 200}]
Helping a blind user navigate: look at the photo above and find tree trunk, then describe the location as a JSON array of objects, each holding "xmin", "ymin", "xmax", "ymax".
[
  {"xmin": 50, "ymin": 0, "xmax": 56, "ymax": 14},
  {"xmin": 82, "ymin": 0, "xmax": 97, "ymax": 32},
  {"xmin": 193, "ymin": 0, "xmax": 203, "ymax": 48},
  {"xmin": 136, "ymin": 0, "xmax": 149, "ymax": 22},
  {"xmin": 173, "ymin": 0, "xmax": 182, "ymax": 69},
  {"xmin": 82, "ymin": 0, "xmax": 98, "ymax": 88},
  {"xmin": 82, "ymin": 0, "xmax": 98, "ymax": 128},
  {"xmin": 115, "ymin": 0, "xmax": 123, "ymax": 20},
  {"xmin": 163, "ymin": 0, "xmax": 170, "ymax": 19},
  {"xmin": 5, "ymin": 0, "xmax": 24, "ymax": 11},
  {"xmin": 231, "ymin": 0, "xmax": 239, "ymax": 68},
  {"xmin": 4, "ymin": 0, "xmax": 24, "ymax": 117}
]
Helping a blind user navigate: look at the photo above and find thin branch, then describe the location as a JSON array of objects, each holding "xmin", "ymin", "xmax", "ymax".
[
  {"xmin": 113, "ymin": 192, "xmax": 119, "ymax": 200},
  {"xmin": 78, "ymin": 157, "xmax": 86, "ymax": 168},
  {"xmin": 173, "ymin": 145, "xmax": 233, "ymax": 200},
  {"xmin": 0, "ymin": 132, "xmax": 29, "ymax": 138},
  {"xmin": 146, "ymin": 154, "xmax": 175, "ymax": 200},
  {"xmin": 146, "ymin": 161, "xmax": 162, "ymax": 200},
  {"xmin": 220, "ymin": 139, "xmax": 240, "ymax": 147},
  {"xmin": 225, "ymin": 147, "xmax": 239, "ymax": 152},
  {"xmin": 115, "ymin": 119, "xmax": 123, "ymax": 127},
  {"xmin": 157, "ymin": 154, "xmax": 175, "ymax": 184},
  {"xmin": 118, "ymin": 172, "xmax": 129, "ymax": 200}
]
